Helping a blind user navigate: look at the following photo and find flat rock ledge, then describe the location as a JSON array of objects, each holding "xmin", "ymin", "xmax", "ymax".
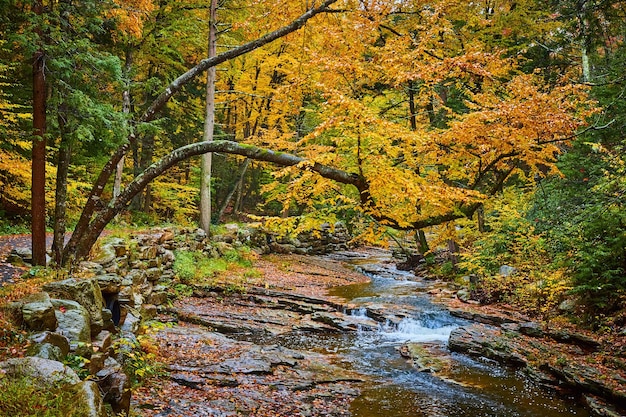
[{"xmin": 448, "ymin": 322, "xmax": 626, "ymax": 417}]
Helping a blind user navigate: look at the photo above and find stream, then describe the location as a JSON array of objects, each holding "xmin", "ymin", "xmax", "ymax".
[
  {"xmin": 307, "ymin": 251, "xmax": 590, "ymax": 417},
  {"xmin": 144, "ymin": 249, "xmax": 595, "ymax": 416}
]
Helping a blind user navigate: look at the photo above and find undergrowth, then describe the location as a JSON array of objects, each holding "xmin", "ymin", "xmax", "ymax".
[
  {"xmin": 113, "ymin": 322, "xmax": 169, "ymax": 388},
  {"xmin": 172, "ymin": 246, "xmax": 261, "ymax": 291},
  {"xmin": 0, "ymin": 375, "xmax": 91, "ymax": 417}
]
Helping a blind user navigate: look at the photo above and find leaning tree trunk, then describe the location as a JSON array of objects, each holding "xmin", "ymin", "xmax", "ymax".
[
  {"xmin": 67, "ymin": 138, "xmax": 491, "ymax": 265},
  {"xmin": 69, "ymin": 140, "xmax": 369, "ymax": 263}
]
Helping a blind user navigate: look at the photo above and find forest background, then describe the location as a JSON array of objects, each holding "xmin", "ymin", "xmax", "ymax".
[{"xmin": 0, "ymin": 0, "xmax": 625, "ymax": 328}]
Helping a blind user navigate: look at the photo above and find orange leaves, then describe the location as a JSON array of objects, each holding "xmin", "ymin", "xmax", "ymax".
[
  {"xmin": 109, "ymin": 0, "xmax": 157, "ymax": 39},
  {"xmin": 438, "ymin": 73, "xmax": 597, "ymax": 185}
]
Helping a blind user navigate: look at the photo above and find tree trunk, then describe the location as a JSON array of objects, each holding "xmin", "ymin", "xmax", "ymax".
[
  {"xmin": 447, "ymin": 239, "xmax": 459, "ymax": 267},
  {"xmin": 139, "ymin": 134, "xmax": 155, "ymax": 211},
  {"xmin": 200, "ymin": 0, "xmax": 218, "ymax": 234},
  {"xmin": 408, "ymin": 80, "xmax": 428, "ymax": 255},
  {"xmin": 31, "ymin": 0, "xmax": 47, "ymax": 266},
  {"xmin": 416, "ymin": 229, "xmax": 429, "ymax": 254},
  {"xmin": 114, "ymin": 48, "xmax": 134, "ymax": 202},
  {"xmin": 477, "ymin": 204, "xmax": 485, "ymax": 233},
  {"xmin": 52, "ymin": 108, "xmax": 71, "ymax": 266}
]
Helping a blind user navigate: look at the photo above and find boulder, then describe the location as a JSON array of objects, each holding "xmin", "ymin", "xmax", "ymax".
[
  {"xmin": 29, "ymin": 331, "xmax": 70, "ymax": 358},
  {"xmin": 141, "ymin": 304, "xmax": 158, "ymax": 320},
  {"xmin": 499, "ymin": 265, "xmax": 517, "ymax": 277},
  {"xmin": 30, "ymin": 331, "xmax": 71, "ymax": 353},
  {"xmin": 147, "ymin": 285, "xmax": 168, "ymax": 305},
  {"xmin": 92, "ymin": 330, "xmax": 112, "ymax": 354},
  {"xmin": 96, "ymin": 273, "xmax": 122, "ymax": 294},
  {"xmin": 21, "ymin": 292, "xmax": 58, "ymax": 331},
  {"xmin": 88, "ymin": 352, "xmax": 106, "ymax": 375},
  {"xmin": 120, "ymin": 307, "xmax": 141, "ymax": 335},
  {"xmin": 96, "ymin": 361, "xmax": 131, "ymax": 415},
  {"xmin": 28, "ymin": 343, "xmax": 64, "ymax": 361},
  {"xmin": 92, "ymin": 238, "xmax": 123, "ymax": 266},
  {"xmin": 51, "ymin": 299, "xmax": 92, "ymax": 357},
  {"xmin": 195, "ymin": 228, "xmax": 207, "ymax": 240},
  {"xmin": 44, "ymin": 278, "xmax": 105, "ymax": 335},
  {"xmin": 139, "ymin": 245, "xmax": 157, "ymax": 260},
  {"xmin": 0, "ymin": 357, "xmax": 80, "ymax": 385},
  {"xmin": 77, "ymin": 261, "xmax": 104, "ymax": 275},
  {"xmin": 448, "ymin": 324, "xmax": 527, "ymax": 366},
  {"xmin": 399, "ymin": 343, "xmax": 451, "ymax": 373},
  {"xmin": 158, "ymin": 229, "xmax": 176, "ymax": 244},
  {"xmin": 73, "ymin": 380, "xmax": 108, "ymax": 417},
  {"xmin": 0, "ymin": 358, "xmax": 106, "ymax": 417},
  {"xmin": 8, "ymin": 247, "xmax": 33, "ymax": 265},
  {"xmin": 145, "ymin": 267, "xmax": 161, "ymax": 282},
  {"xmin": 161, "ymin": 249, "xmax": 176, "ymax": 263}
]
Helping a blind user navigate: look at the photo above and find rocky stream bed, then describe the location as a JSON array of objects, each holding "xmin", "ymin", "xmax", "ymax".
[
  {"xmin": 2, "ymin": 226, "xmax": 625, "ymax": 416},
  {"xmin": 134, "ymin": 250, "xmax": 626, "ymax": 417}
]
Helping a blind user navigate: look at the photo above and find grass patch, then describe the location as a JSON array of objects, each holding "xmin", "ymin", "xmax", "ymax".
[
  {"xmin": 0, "ymin": 375, "xmax": 92, "ymax": 417},
  {"xmin": 173, "ymin": 251, "xmax": 229, "ymax": 283},
  {"xmin": 172, "ymin": 247, "xmax": 263, "ymax": 291}
]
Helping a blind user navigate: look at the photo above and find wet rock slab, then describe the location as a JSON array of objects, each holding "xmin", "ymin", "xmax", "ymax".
[{"xmin": 133, "ymin": 323, "xmax": 364, "ymax": 416}]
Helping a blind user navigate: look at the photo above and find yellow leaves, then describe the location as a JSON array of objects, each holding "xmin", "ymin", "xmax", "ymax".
[
  {"xmin": 0, "ymin": 149, "xmax": 31, "ymax": 214},
  {"xmin": 151, "ymin": 180, "xmax": 198, "ymax": 225}
]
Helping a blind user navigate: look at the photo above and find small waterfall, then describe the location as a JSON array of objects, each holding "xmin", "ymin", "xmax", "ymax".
[
  {"xmin": 350, "ymin": 307, "xmax": 369, "ymax": 317},
  {"xmin": 379, "ymin": 317, "xmax": 458, "ymax": 343}
]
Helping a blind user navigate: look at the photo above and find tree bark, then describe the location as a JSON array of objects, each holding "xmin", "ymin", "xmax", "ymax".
[
  {"xmin": 200, "ymin": 0, "xmax": 218, "ymax": 234},
  {"xmin": 62, "ymin": 0, "xmax": 339, "ymax": 265},
  {"xmin": 52, "ymin": 107, "xmax": 71, "ymax": 266},
  {"xmin": 114, "ymin": 47, "xmax": 134, "ymax": 202},
  {"xmin": 31, "ymin": 0, "xmax": 47, "ymax": 266}
]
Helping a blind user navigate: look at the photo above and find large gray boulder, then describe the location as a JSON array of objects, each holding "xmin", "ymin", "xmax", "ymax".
[
  {"xmin": 44, "ymin": 278, "xmax": 105, "ymax": 335},
  {"xmin": 20, "ymin": 292, "xmax": 58, "ymax": 331},
  {"xmin": 0, "ymin": 357, "xmax": 80, "ymax": 385},
  {"xmin": 51, "ymin": 299, "xmax": 92, "ymax": 357}
]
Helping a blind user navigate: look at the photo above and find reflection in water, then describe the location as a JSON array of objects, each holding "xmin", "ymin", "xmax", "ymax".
[{"xmin": 325, "ymin": 254, "xmax": 591, "ymax": 417}]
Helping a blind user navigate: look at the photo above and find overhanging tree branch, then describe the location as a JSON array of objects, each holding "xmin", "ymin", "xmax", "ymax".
[
  {"xmin": 62, "ymin": 0, "xmax": 340, "ymax": 265},
  {"xmin": 68, "ymin": 140, "xmax": 368, "ymax": 263}
]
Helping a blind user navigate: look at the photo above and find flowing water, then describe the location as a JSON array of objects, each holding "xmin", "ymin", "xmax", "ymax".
[{"xmin": 316, "ymin": 251, "xmax": 591, "ymax": 417}]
